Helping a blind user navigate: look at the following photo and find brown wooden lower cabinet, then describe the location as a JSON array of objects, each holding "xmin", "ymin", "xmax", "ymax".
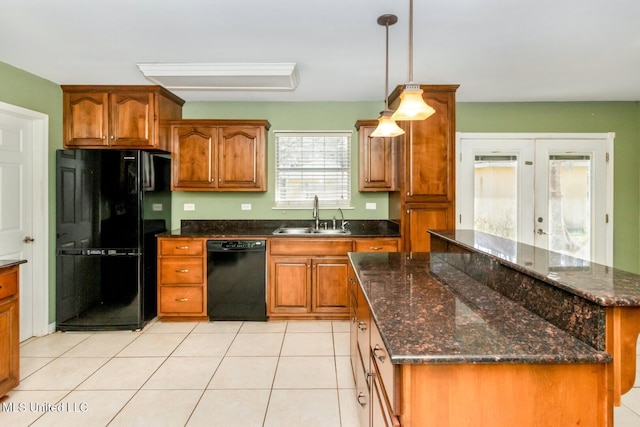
[
  {"xmin": 0, "ymin": 265, "xmax": 20, "ymax": 398},
  {"xmin": 268, "ymin": 237, "xmax": 400, "ymax": 320},
  {"xmin": 268, "ymin": 252, "xmax": 350, "ymax": 319},
  {"xmin": 405, "ymin": 204, "xmax": 453, "ymax": 252},
  {"xmin": 157, "ymin": 237, "xmax": 207, "ymax": 320}
]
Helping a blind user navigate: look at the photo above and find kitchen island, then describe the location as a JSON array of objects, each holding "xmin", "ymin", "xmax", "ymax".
[
  {"xmin": 430, "ymin": 229, "xmax": 640, "ymax": 407},
  {"xmin": 349, "ymin": 235, "xmax": 623, "ymax": 426}
]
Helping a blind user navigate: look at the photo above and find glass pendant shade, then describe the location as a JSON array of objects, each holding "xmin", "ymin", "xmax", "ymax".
[
  {"xmin": 371, "ymin": 110, "xmax": 405, "ymax": 138},
  {"xmin": 391, "ymin": 84, "xmax": 435, "ymax": 121}
]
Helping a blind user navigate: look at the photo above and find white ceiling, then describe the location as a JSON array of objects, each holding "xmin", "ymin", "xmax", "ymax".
[{"xmin": 2, "ymin": 0, "xmax": 639, "ymax": 103}]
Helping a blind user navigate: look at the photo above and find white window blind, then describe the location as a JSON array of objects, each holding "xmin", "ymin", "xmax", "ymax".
[{"xmin": 275, "ymin": 131, "xmax": 351, "ymax": 208}]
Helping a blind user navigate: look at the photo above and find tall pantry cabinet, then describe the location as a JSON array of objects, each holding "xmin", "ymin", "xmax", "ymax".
[{"xmin": 388, "ymin": 84, "xmax": 459, "ymax": 252}]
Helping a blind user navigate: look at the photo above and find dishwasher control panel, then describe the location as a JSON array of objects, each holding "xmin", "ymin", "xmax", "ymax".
[{"xmin": 207, "ymin": 240, "xmax": 265, "ymax": 251}]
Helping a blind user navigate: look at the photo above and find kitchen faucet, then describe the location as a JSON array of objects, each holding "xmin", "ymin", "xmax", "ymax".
[
  {"xmin": 313, "ymin": 195, "xmax": 319, "ymax": 230},
  {"xmin": 337, "ymin": 208, "xmax": 348, "ymax": 231}
]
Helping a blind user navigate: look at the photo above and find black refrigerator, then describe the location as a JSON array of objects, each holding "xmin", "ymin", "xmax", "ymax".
[{"xmin": 55, "ymin": 149, "xmax": 172, "ymax": 331}]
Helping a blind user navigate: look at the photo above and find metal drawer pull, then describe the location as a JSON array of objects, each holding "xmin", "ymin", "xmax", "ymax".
[
  {"xmin": 357, "ymin": 392, "xmax": 367, "ymax": 407},
  {"xmin": 358, "ymin": 321, "xmax": 367, "ymax": 332},
  {"xmin": 175, "ymin": 298, "xmax": 188, "ymax": 302},
  {"xmin": 373, "ymin": 344, "xmax": 386, "ymax": 362},
  {"xmin": 176, "ymin": 269, "xmax": 189, "ymax": 273},
  {"xmin": 176, "ymin": 246, "xmax": 189, "ymax": 250},
  {"xmin": 370, "ymin": 246, "xmax": 383, "ymax": 250}
]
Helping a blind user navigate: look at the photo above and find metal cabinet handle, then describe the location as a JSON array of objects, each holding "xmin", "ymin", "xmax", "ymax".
[
  {"xmin": 358, "ymin": 321, "xmax": 367, "ymax": 332},
  {"xmin": 176, "ymin": 246, "xmax": 189, "ymax": 250},
  {"xmin": 373, "ymin": 344, "xmax": 386, "ymax": 362},
  {"xmin": 357, "ymin": 392, "xmax": 367, "ymax": 407},
  {"xmin": 370, "ymin": 246, "xmax": 383, "ymax": 250},
  {"xmin": 176, "ymin": 269, "xmax": 189, "ymax": 273},
  {"xmin": 175, "ymin": 298, "xmax": 188, "ymax": 302}
]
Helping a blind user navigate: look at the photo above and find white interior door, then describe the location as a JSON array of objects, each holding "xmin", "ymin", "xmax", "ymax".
[
  {"xmin": 456, "ymin": 133, "xmax": 613, "ymax": 266},
  {"xmin": 0, "ymin": 102, "xmax": 49, "ymax": 341}
]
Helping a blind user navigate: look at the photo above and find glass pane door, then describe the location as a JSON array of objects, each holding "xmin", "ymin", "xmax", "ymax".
[
  {"xmin": 547, "ymin": 155, "xmax": 591, "ymax": 260},
  {"xmin": 473, "ymin": 155, "xmax": 518, "ymax": 240}
]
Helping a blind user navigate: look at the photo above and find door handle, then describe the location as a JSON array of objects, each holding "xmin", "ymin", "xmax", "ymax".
[{"xmin": 23, "ymin": 236, "xmax": 35, "ymax": 243}]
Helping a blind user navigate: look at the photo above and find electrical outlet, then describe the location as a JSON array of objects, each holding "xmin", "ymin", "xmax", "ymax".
[
  {"xmin": 241, "ymin": 203, "xmax": 252, "ymax": 211},
  {"xmin": 366, "ymin": 202, "xmax": 377, "ymax": 210},
  {"xmin": 152, "ymin": 203, "xmax": 163, "ymax": 211},
  {"xmin": 183, "ymin": 203, "xmax": 195, "ymax": 211}
]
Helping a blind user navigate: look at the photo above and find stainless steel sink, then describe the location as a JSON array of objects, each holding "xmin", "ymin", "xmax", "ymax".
[
  {"xmin": 272, "ymin": 227, "xmax": 350, "ymax": 236},
  {"xmin": 272, "ymin": 227, "xmax": 314, "ymax": 235}
]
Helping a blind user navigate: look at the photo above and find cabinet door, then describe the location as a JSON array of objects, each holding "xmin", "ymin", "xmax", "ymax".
[
  {"xmin": 404, "ymin": 90, "xmax": 455, "ymax": 202},
  {"xmin": 358, "ymin": 124, "xmax": 396, "ymax": 191},
  {"xmin": 109, "ymin": 92, "xmax": 156, "ymax": 147},
  {"xmin": 269, "ymin": 256, "xmax": 311, "ymax": 314},
  {"xmin": 63, "ymin": 91, "xmax": 109, "ymax": 147},
  {"xmin": 172, "ymin": 126, "xmax": 216, "ymax": 190},
  {"xmin": 349, "ymin": 263, "xmax": 359, "ymax": 382},
  {"xmin": 312, "ymin": 257, "xmax": 349, "ymax": 314},
  {"xmin": 0, "ymin": 297, "xmax": 19, "ymax": 397},
  {"xmin": 217, "ymin": 126, "xmax": 266, "ymax": 191},
  {"xmin": 405, "ymin": 204, "xmax": 453, "ymax": 252}
]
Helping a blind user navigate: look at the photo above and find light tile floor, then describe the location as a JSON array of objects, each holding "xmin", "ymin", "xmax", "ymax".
[
  {"xmin": 2, "ymin": 320, "xmax": 640, "ymax": 426},
  {"xmin": 2, "ymin": 320, "xmax": 358, "ymax": 427}
]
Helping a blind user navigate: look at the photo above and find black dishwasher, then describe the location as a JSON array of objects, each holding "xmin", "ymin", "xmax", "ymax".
[{"xmin": 206, "ymin": 240, "xmax": 267, "ymax": 321}]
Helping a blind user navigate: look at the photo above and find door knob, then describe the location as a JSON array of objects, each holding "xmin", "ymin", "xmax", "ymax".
[
  {"xmin": 23, "ymin": 236, "xmax": 35, "ymax": 243},
  {"xmin": 536, "ymin": 229, "xmax": 547, "ymax": 235}
]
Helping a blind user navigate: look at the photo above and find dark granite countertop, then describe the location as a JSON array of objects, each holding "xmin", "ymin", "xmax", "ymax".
[
  {"xmin": 348, "ymin": 251, "xmax": 610, "ymax": 365},
  {"xmin": 430, "ymin": 229, "xmax": 640, "ymax": 306},
  {"xmin": 0, "ymin": 260, "xmax": 27, "ymax": 269},
  {"xmin": 160, "ymin": 220, "xmax": 400, "ymax": 238}
]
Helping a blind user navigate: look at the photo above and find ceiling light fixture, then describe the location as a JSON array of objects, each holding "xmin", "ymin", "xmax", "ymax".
[
  {"xmin": 370, "ymin": 14, "xmax": 405, "ymax": 138},
  {"xmin": 391, "ymin": 0, "xmax": 435, "ymax": 121},
  {"xmin": 136, "ymin": 63, "xmax": 299, "ymax": 91}
]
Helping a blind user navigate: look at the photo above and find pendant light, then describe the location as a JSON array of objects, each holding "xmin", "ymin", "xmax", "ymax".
[
  {"xmin": 371, "ymin": 14, "xmax": 405, "ymax": 138},
  {"xmin": 391, "ymin": 0, "xmax": 435, "ymax": 121}
]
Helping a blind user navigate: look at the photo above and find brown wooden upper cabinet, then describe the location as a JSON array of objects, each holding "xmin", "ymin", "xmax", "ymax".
[
  {"xmin": 388, "ymin": 84, "xmax": 459, "ymax": 252},
  {"xmin": 170, "ymin": 119, "xmax": 270, "ymax": 191},
  {"xmin": 355, "ymin": 120, "xmax": 398, "ymax": 192},
  {"xmin": 62, "ymin": 85, "xmax": 184, "ymax": 151}
]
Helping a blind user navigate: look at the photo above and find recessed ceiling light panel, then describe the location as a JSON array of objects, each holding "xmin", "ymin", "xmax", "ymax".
[{"xmin": 136, "ymin": 62, "xmax": 299, "ymax": 91}]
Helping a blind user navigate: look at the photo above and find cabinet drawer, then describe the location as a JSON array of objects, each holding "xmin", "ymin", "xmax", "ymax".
[
  {"xmin": 160, "ymin": 239, "xmax": 204, "ymax": 256},
  {"xmin": 371, "ymin": 319, "xmax": 395, "ymax": 410},
  {"xmin": 159, "ymin": 286, "xmax": 204, "ymax": 314},
  {"xmin": 270, "ymin": 239, "xmax": 353, "ymax": 256},
  {"xmin": 160, "ymin": 257, "xmax": 204, "ymax": 284},
  {"xmin": 354, "ymin": 238, "xmax": 399, "ymax": 252},
  {"xmin": 0, "ymin": 268, "xmax": 18, "ymax": 300}
]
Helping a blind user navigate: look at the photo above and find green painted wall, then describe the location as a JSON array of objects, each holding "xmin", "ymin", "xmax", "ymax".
[
  {"xmin": 0, "ymin": 61, "xmax": 63, "ymax": 323},
  {"xmin": 175, "ymin": 102, "xmax": 388, "ymax": 228},
  {"xmin": 1, "ymin": 60, "xmax": 640, "ymax": 325},
  {"xmin": 457, "ymin": 102, "xmax": 640, "ymax": 273}
]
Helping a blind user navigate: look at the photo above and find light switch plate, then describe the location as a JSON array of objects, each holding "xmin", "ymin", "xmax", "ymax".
[
  {"xmin": 183, "ymin": 203, "xmax": 195, "ymax": 211},
  {"xmin": 241, "ymin": 203, "xmax": 252, "ymax": 211},
  {"xmin": 152, "ymin": 203, "xmax": 163, "ymax": 211},
  {"xmin": 366, "ymin": 202, "xmax": 377, "ymax": 210}
]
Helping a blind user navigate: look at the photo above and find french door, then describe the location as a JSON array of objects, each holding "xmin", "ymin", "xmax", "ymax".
[{"xmin": 456, "ymin": 133, "xmax": 613, "ymax": 265}]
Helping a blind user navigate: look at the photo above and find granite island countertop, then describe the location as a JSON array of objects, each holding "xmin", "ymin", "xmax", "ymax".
[
  {"xmin": 0, "ymin": 260, "xmax": 27, "ymax": 269},
  {"xmin": 430, "ymin": 229, "xmax": 640, "ymax": 306},
  {"xmin": 161, "ymin": 219, "xmax": 401, "ymax": 238},
  {"xmin": 348, "ymin": 251, "xmax": 610, "ymax": 365}
]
